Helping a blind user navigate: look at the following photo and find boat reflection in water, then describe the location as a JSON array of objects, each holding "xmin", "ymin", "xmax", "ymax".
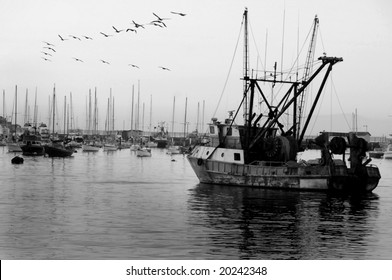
[{"xmin": 187, "ymin": 183, "xmax": 380, "ymax": 259}]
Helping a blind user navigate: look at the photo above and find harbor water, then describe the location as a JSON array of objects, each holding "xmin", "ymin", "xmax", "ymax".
[{"xmin": 0, "ymin": 147, "xmax": 391, "ymax": 259}]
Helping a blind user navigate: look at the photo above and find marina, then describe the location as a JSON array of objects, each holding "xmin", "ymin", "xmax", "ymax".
[{"xmin": 1, "ymin": 146, "xmax": 392, "ymax": 259}]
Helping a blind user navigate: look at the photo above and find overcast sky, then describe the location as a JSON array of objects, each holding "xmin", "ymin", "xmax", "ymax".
[{"xmin": 1, "ymin": 0, "xmax": 391, "ymax": 136}]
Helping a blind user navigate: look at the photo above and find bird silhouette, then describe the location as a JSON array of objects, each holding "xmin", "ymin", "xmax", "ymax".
[
  {"xmin": 150, "ymin": 20, "xmax": 166, "ymax": 28},
  {"xmin": 126, "ymin": 28, "xmax": 137, "ymax": 33},
  {"xmin": 43, "ymin": 41, "xmax": 55, "ymax": 46},
  {"xmin": 41, "ymin": 57, "xmax": 51, "ymax": 61},
  {"xmin": 69, "ymin": 35, "xmax": 81, "ymax": 40},
  {"xmin": 83, "ymin": 35, "xmax": 93, "ymax": 40},
  {"xmin": 171, "ymin": 11, "xmax": 187, "ymax": 16},
  {"xmin": 72, "ymin": 57, "xmax": 84, "ymax": 62},
  {"xmin": 100, "ymin": 59, "xmax": 110, "ymax": 64},
  {"xmin": 153, "ymin": 12, "xmax": 170, "ymax": 21},
  {"xmin": 44, "ymin": 46, "xmax": 56, "ymax": 52},
  {"xmin": 58, "ymin": 34, "xmax": 68, "ymax": 41},
  {"xmin": 128, "ymin": 64, "xmax": 140, "ymax": 68},
  {"xmin": 132, "ymin": 20, "xmax": 145, "ymax": 29},
  {"xmin": 159, "ymin": 66, "xmax": 171, "ymax": 71},
  {"xmin": 112, "ymin": 26, "xmax": 124, "ymax": 33},
  {"xmin": 100, "ymin": 32, "xmax": 113, "ymax": 37},
  {"xmin": 41, "ymin": 51, "xmax": 52, "ymax": 56}
]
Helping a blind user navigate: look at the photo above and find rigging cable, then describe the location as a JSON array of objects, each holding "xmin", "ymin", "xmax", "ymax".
[{"xmin": 212, "ymin": 16, "xmax": 244, "ymax": 119}]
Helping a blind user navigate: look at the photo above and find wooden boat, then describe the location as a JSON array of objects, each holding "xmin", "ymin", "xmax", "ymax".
[
  {"xmin": 136, "ymin": 147, "xmax": 151, "ymax": 157},
  {"xmin": 187, "ymin": 9, "xmax": 380, "ymax": 193},
  {"xmin": 167, "ymin": 145, "xmax": 182, "ymax": 155}
]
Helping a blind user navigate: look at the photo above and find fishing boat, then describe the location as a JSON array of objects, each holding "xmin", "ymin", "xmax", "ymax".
[
  {"xmin": 136, "ymin": 147, "xmax": 152, "ymax": 157},
  {"xmin": 187, "ymin": 9, "xmax": 380, "ymax": 193}
]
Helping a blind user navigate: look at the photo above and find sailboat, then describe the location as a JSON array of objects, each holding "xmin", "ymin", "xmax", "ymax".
[
  {"xmin": 7, "ymin": 86, "xmax": 23, "ymax": 152},
  {"xmin": 44, "ymin": 85, "xmax": 74, "ymax": 157},
  {"xmin": 187, "ymin": 9, "xmax": 380, "ymax": 193}
]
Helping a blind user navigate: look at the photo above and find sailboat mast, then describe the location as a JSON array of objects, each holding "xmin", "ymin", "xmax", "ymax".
[
  {"xmin": 52, "ymin": 85, "xmax": 56, "ymax": 139},
  {"xmin": 64, "ymin": 95, "xmax": 67, "ymax": 135},
  {"xmin": 184, "ymin": 97, "xmax": 188, "ymax": 139},
  {"xmin": 171, "ymin": 96, "xmax": 175, "ymax": 141},
  {"xmin": 14, "ymin": 85, "xmax": 17, "ymax": 138},
  {"xmin": 131, "ymin": 85, "xmax": 134, "ymax": 132},
  {"xmin": 149, "ymin": 94, "xmax": 152, "ymax": 137}
]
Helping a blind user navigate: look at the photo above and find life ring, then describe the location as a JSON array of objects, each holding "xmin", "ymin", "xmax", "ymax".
[{"xmin": 197, "ymin": 158, "xmax": 203, "ymax": 166}]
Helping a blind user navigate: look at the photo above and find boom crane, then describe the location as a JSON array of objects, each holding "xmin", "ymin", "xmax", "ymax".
[{"xmin": 297, "ymin": 15, "xmax": 319, "ymax": 139}]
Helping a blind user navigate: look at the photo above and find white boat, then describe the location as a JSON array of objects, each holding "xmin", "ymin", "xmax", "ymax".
[
  {"xmin": 7, "ymin": 142, "xmax": 22, "ymax": 152},
  {"xmin": 167, "ymin": 145, "xmax": 182, "ymax": 155},
  {"xmin": 130, "ymin": 144, "xmax": 140, "ymax": 151},
  {"xmin": 145, "ymin": 141, "xmax": 158, "ymax": 148},
  {"xmin": 136, "ymin": 147, "xmax": 151, "ymax": 157},
  {"xmin": 103, "ymin": 143, "xmax": 118, "ymax": 151},
  {"xmin": 383, "ymin": 144, "xmax": 392, "ymax": 159},
  {"xmin": 82, "ymin": 143, "xmax": 100, "ymax": 152}
]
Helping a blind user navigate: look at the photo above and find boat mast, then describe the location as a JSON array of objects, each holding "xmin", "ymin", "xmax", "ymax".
[
  {"xmin": 52, "ymin": 85, "xmax": 56, "ymax": 139},
  {"xmin": 243, "ymin": 8, "xmax": 250, "ymax": 124},
  {"xmin": 14, "ymin": 85, "xmax": 17, "ymax": 138},
  {"xmin": 297, "ymin": 15, "xmax": 319, "ymax": 139}
]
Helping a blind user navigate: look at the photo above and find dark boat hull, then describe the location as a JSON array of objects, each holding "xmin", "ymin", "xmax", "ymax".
[
  {"xmin": 21, "ymin": 145, "xmax": 45, "ymax": 156},
  {"xmin": 44, "ymin": 145, "xmax": 74, "ymax": 157}
]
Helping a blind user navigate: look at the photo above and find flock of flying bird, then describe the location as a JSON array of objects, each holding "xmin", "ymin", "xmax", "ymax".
[{"xmin": 40, "ymin": 11, "xmax": 187, "ymax": 71}]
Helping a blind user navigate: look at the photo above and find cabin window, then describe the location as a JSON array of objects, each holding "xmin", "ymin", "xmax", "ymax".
[
  {"xmin": 209, "ymin": 126, "xmax": 215, "ymax": 134},
  {"xmin": 221, "ymin": 153, "xmax": 224, "ymax": 157},
  {"xmin": 234, "ymin": 153, "xmax": 241, "ymax": 161},
  {"xmin": 206, "ymin": 151, "xmax": 210, "ymax": 155},
  {"xmin": 226, "ymin": 127, "xmax": 232, "ymax": 136}
]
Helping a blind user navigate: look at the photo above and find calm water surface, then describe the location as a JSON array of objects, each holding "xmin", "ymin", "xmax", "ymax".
[{"xmin": 0, "ymin": 147, "xmax": 391, "ymax": 259}]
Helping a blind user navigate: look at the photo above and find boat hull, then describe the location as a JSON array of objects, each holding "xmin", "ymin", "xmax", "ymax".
[
  {"xmin": 82, "ymin": 145, "xmax": 100, "ymax": 152},
  {"xmin": 44, "ymin": 145, "xmax": 74, "ymax": 157},
  {"xmin": 21, "ymin": 144, "xmax": 45, "ymax": 156},
  {"xmin": 187, "ymin": 156, "xmax": 380, "ymax": 193}
]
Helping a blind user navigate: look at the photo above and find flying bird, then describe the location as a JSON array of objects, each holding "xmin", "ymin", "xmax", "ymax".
[
  {"xmin": 126, "ymin": 28, "xmax": 137, "ymax": 33},
  {"xmin": 43, "ymin": 41, "xmax": 55, "ymax": 46},
  {"xmin": 132, "ymin": 20, "xmax": 145, "ymax": 29},
  {"xmin": 41, "ymin": 51, "xmax": 52, "ymax": 56},
  {"xmin": 41, "ymin": 57, "xmax": 51, "ymax": 61},
  {"xmin": 83, "ymin": 35, "xmax": 93, "ymax": 40},
  {"xmin": 171, "ymin": 11, "xmax": 187, "ymax": 16},
  {"xmin": 44, "ymin": 46, "xmax": 56, "ymax": 52},
  {"xmin": 58, "ymin": 34, "xmax": 68, "ymax": 41},
  {"xmin": 153, "ymin": 12, "xmax": 170, "ymax": 21},
  {"xmin": 100, "ymin": 32, "xmax": 113, "ymax": 37},
  {"xmin": 150, "ymin": 20, "xmax": 166, "ymax": 28},
  {"xmin": 159, "ymin": 66, "xmax": 171, "ymax": 71},
  {"xmin": 112, "ymin": 26, "xmax": 124, "ymax": 33},
  {"xmin": 128, "ymin": 64, "xmax": 140, "ymax": 68},
  {"xmin": 69, "ymin": 35, "xmax": 81, "ymax": 40},
  {"xmin": 100, "ymin": 59, "xmax": 110, "ymax": 64},
  {"xmin": 72, "ymin": 57, "xmax": 84, "ymax": 62}
]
